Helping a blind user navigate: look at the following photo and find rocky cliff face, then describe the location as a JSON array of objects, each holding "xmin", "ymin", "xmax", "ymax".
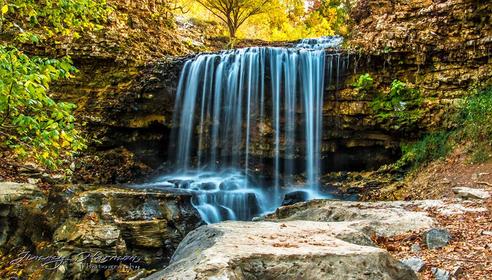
[
  {"xmin": 347, "ymin": 0, "xmax": 491, "ymax": 127},
  {"xmin": 50, "ymin": 0, "xmax": 491, "ymax": 183}
]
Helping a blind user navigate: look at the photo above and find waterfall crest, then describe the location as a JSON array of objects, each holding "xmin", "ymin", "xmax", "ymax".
[{"xmin": 152, "ymin": 36, "xmax": 346, "ymax": 223}]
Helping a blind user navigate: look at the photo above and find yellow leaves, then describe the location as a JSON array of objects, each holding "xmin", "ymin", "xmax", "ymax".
[
  {"xmin": 13, "ymin": 146, "xmax": 26, "ymax": 157},
  {"xmin": 1, "ymin": 5, "xmax": 8, "ymax": 15},
  {"xmin": 61, "ymin": 140, "xmax": 70, "ymax": 148}
]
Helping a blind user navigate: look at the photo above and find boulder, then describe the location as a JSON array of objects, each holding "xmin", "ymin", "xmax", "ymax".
[
  {"xmin": 431, "ymin": 268, "xmax": 450, "ymax": 280},
  {"xmin": 281, "ymin": 190, "xmax": 309, "ymax": 206},
  {"xmin": 424, "ymin": 228, "xmax": 451, "ymax": 249},
  {"xmin": 453, "ymin": 187, "xmax": 491, "ymax": 200},
  {"xmin": 401, "ymin": 257, "xmax": 425, "ymax": 272},
  {"xmin": 0, "ymin": 182, "xmax": 47, "ymax": 248},
  {"xmin": 145, "ymin": 221, "xmax": 417, "ymax": 280},
  {"xmin": 61, "ymin": 186, "xmax": 202, "ymax": 265},
  {"xmin": 265, "ymin": 200, "xmax": 436, "ymax": 237},
  {"xmin": 0, "ymin": 183, "xmax": 203, "ymax": 279}
]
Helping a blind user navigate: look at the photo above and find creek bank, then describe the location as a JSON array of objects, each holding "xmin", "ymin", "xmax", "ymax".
[{"xmin": 0, "ymin": 182, "xmax": 201, "ymax": 279}]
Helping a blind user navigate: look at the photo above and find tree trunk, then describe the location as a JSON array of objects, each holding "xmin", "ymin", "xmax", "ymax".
[
  {"xmin": 228, "ymin": 24, "xmax": 236, "ymax": 40},
  {"xmin": 227, "ymin": 23, "xmax": 237, "ymax": 48}
]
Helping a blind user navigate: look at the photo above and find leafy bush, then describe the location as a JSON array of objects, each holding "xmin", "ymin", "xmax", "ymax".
[
  {"xmin": 352, "ymin": 73, "xmax": 374, "ymax": 92},
  {"xmin": 0, "ymin": 0, "xmax": 112, "ymax": 42},
  {"xmin": 0, "ymin": 47, "xmax": 86, "ymax": 169},
  {"xmin": 371, "ymin": 79, "xmax": 422, "ymax": 130}
]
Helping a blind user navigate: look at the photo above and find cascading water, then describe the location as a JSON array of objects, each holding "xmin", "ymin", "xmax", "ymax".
[{"xmin": 146, "ymin": 36, "xmax": 346, "ymax": 223}]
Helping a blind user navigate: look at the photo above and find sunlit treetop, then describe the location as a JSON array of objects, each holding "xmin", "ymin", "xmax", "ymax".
[{"xmin": 177, "ymin": 0, "xmax": 350, "ymax": 42}]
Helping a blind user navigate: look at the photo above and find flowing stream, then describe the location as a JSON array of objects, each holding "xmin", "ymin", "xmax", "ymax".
[{"xmin": 144, "ymin": 36, "xmax": 347, "ymax": 223}]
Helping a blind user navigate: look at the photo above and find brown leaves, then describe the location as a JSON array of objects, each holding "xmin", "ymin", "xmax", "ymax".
[{"xmin": 373, "ymin": 198, "xmax": 492, "ymax": 279}]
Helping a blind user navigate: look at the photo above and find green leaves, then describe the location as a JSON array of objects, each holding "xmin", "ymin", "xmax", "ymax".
[
  {"xmin": 395, "ymin": 87, "xmax": 492, "ymax": 169},
  {"xmin": 352, "ymin": 73, "xmax": 374, "ymax": 98},
  {"xmin": 396, "ymin": 131, "xmax": 452, "ymax": 169},
  {"xmin": 1, "ymin": 0, "xmax": 112, "ymax": 42},
  {"xmin": 457, "ymin": 87, "xmax": 492, "ymax": 162},
  {"xmin": 370, "ymin": 79, "xmax": 423, "ymax": 131},
  {"xmin": 0, "ymin": 47, "xmax": 86, "ymax": 169}
]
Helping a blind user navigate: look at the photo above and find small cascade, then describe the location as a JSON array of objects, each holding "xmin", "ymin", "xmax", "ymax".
[
  {"xmin": 149, "ymin": 36, "xmax": 347, "ymax": 223},
  {"xmin": 140, "ymin": 170, "xmax": 266, "ymax": 224}
]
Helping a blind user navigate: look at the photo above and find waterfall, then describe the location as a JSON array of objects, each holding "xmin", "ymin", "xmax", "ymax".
[{"xmin": 151, "ymin": 36, "xmax": 345, "ymax": 223}]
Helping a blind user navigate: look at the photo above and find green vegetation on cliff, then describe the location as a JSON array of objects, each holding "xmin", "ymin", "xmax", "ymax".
[
  {"xmin": 397, "ymin": 87, "xmax": 492, "ymax": 169},
  {"xmin": 371, "ymin": 79, "xmax": 423, "ymax": 131}
]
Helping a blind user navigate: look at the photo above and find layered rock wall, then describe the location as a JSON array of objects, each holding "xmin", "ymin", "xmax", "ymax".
[
  {"xmin": 0, "ymin": 183, "xmax": 201, "ymax": 279},
  {"xmin": 52, "ymin": 0, "xmax": 491, "ymax": 182}
]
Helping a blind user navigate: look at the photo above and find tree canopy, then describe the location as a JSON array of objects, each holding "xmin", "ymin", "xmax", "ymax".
[
  {"xmin": 195, "ymin": 0, "xmax": 272, "ymax": 42},
  {"xmin": 183, "ymin": 0, "xmax": 349, "ymax": 42}
]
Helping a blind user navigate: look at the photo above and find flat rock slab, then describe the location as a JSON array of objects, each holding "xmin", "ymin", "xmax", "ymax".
[
  {"xmin": 453, "ymin": 187, "xmax": 491, "ymax": 200},
  {"xmin": 264, "ymin": 200, "xmax": 435, "ymax": 237},
  {"xmin": 263, "ymin": 199, "xmax": 488, "ymax": 237},
  {"xmin": 0, "ymin": 182, "xmax": 42, "ymax": 203},
  {"xmin": 145, "ymin": 221, "xmax": 416, "ymax": 280}
]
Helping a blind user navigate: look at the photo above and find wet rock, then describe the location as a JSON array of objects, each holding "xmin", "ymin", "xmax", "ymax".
[
  {"xmin": 168, "ymin": 179, "xmax": 194, "ymax": 189},
  {"xmin": 431, "ymin": 268, "xmax": 450, "ymax": 280},
  {"xmin": 281, "ymin": 190, "xmax": 309, "ymax": 206},
  {"xmin": 453, "ymin": 187, "xmax": 490, "ymax": 200},
  {"xmin": 401, "ymin": 257, "xmax": 425, "ymax": 272},
  {"xmin": 219, "ymin": 180, "xmax": 240, "ymax": 191},
  {"xmin": 144, "ymin": 221, "xmax": 417, "ymax": 280},
  {"xmin": 199, "ymin": 182, "xmax": 217, "ymax": 190},
  {"xmin": 424, "ymin": 228, "xmax": 451, "ymax": 249}
]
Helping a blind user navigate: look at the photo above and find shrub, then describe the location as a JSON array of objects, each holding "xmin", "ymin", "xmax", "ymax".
[
  {"xmin": 457, "ymin": 87, "xmax": 492, "ymax": 162},
  {"xmin": 352, "ymin": 73, "xmax": 374, "ymax": 92},
  {"xmin": 0, "ymin": 47, "xmax": 86, "ymax": 169},
  {"xmin": 371, "ymin": 79, "xmax": 422, "ymax": 130},
  {"xmin": 396, "ymin": 131, "xmax": 452, "ymax": 169}
]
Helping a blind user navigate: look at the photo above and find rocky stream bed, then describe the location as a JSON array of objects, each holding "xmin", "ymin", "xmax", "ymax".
[{"xmin": 1, "ymin": 182, "xmax": 490, "ymax": 279}]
